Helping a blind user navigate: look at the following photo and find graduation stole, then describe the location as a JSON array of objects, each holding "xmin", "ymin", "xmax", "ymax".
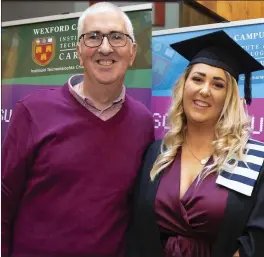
[{"xmin": 216, "ymin": 139, "xmax": 264, "ymax": 196}]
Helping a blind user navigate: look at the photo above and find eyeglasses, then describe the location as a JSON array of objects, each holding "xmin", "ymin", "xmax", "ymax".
[{"xmin": 79, "ymin": 31, "xmax": 133, "ymax": 48}]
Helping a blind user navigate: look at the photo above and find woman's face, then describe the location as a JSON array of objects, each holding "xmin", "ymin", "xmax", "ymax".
[{"xmin": 183, "ymin": 63, "xmax": 228, "ymax": 126}]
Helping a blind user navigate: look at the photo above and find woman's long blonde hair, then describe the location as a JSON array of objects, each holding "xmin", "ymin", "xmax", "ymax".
[{"xmin": 150, "ymin": 65, "xmax": 252, "ymax": 181}]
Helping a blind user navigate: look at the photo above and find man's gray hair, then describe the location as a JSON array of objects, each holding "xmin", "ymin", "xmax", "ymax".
[{"xmin": 77, "ymin": 2, "xmax": 135, "ymax": 42}]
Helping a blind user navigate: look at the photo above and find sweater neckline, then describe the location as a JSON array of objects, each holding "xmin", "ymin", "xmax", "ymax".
[{"xmin": 62, "ymin": 83, "xmax": 129, "ymax": 127}]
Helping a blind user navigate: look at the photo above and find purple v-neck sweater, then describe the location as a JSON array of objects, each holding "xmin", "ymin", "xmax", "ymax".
[{"xmin": 2, "ymin": 83, "xmax": 154, "ymax": 257}]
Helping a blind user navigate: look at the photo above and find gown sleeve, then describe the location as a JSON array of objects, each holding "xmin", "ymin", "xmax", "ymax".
[
  {"xmin": 238, "ymin": 163, "xmax": 264, "ymax": 257},
  {"xmin": 125, "ymin": 140, "xmax": 162, "ymax": 257}
]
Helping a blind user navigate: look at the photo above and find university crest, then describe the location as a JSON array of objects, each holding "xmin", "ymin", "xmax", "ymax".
[{"xmin": 32, "ymin": 37, "xmax": 55, "ymax": 66}]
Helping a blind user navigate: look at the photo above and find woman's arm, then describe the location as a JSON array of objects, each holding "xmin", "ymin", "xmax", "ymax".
[{"xmin": 238, "ymin": 164, "xmax": 264, "ymax": 257}]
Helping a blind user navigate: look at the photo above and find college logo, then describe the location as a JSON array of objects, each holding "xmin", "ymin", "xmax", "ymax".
[{"xmin": 32, "ymin": 37, "xmax": 55, "ymax": 66}]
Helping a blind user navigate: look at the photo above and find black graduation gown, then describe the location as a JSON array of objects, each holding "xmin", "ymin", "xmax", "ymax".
[{"xmin": 126, "ymin": 140, "xmax": 264, "ymax": 257}]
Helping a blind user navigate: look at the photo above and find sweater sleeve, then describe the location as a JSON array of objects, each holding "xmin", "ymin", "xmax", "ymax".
[
  {"xmin": 238, "ymin": 164, "xmax": 264, "ymax": 257},
  {"xmin": 1, "ymin": 102, "xmax": 34, "ymax": 257}
]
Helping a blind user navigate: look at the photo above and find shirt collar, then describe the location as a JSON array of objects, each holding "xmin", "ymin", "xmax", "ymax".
[{"xmin": 68, "ymin": 74, "xmax": 126, "ymax": 106}]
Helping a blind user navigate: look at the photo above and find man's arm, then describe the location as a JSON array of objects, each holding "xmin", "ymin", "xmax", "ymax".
[{"xmin": 1, "ymin": 102, "xmax": 34, "ymax": 256}]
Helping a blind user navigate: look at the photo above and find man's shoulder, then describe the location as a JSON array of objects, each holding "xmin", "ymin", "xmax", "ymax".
[
  {"xmin": 18, "ymin": 86, "xmax": 64, "ymax": 107},
  {"xmin": 125, "ymin": 94, "xmax": 152, "ymax": 117}
]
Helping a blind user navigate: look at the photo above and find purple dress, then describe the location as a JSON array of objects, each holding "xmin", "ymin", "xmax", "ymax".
[{"xmin": 155, "ymin": 149, "xmax": 228, "ymax": 257}]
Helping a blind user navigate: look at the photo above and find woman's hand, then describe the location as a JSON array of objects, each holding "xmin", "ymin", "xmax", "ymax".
[{"xmin": 233, "ymin": 250, "xmax": 239, "ymax": 257}]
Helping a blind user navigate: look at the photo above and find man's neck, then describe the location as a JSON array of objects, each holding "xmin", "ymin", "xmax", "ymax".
[{"xmin": 81, "ymin": 79, "xmax": 123, "ymax": 110}]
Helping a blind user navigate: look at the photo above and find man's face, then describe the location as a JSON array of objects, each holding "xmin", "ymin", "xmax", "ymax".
[{"xmin": 77, "ymin": 11, "xmax": 137, "ymax": 86}]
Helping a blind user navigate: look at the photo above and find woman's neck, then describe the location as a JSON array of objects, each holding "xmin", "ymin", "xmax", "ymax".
[{"xmin": 184, "ymin": 122, "xmax": 215, "ymax": 155}]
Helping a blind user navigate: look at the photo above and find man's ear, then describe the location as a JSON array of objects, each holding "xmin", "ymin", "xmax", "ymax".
[
  {"xmin": 129, "ymin": 43, "xmax": 137, "ymax": 66},
  {"xmin": 77, "ymin": 43, "xmax": 84, "ymax": 66}
]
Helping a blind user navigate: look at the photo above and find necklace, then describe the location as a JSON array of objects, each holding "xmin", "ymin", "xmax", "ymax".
[{"xmin": 185, "ymin": 141, "xmax": 210, "ymax": 165}]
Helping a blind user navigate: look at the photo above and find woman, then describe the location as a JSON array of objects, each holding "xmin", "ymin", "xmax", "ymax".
[{"xmin": 126, "ymin": 30, "xmax": 264, "ymax": 257}]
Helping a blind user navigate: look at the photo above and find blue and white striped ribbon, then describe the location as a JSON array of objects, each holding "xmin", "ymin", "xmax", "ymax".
[{"xmin": 216, "ymin": 139, "xmax": 264, "ymax": 196}]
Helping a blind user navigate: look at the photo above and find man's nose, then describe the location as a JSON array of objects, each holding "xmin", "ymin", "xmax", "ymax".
[{"xmin": 98, "ymin": 36, "xmax": 113, "ymax": 54}]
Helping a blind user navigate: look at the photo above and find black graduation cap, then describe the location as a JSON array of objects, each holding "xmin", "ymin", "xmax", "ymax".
[{"xmin": 170, "ymin": 30, "xmax": 264, "ymax": 105}]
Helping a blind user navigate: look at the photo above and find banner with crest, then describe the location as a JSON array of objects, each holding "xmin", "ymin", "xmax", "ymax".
[{"xmin": 1, "ymin": 4, "xmax": 152, "ymax": 142}]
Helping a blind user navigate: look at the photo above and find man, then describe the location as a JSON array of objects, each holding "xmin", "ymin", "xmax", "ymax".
[{"xmin": 1, "ymin": 2, "xmax": 154, "ymax": 257}]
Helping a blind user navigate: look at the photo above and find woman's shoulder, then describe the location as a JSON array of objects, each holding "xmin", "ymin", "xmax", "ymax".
[
  {"xmin": 245, "ymin": 138, "xmax": 264, "ymax": 169},
  {"xmin": 139, "ymin": 139, "xmax": 163, "ymax": 178},
  {"xmin": 242, "ymin": 138, "xmax": 264, "ymax": 195},
  {"xmin": 246, "ymin": 138, "xmax": 264, "ymax": 148},
  {"xmin": 216, "ymin": 138, "xmax": 264, "ymax": 197},
  {"xmin": 147, "ymin": 139, "xmax": 163, "ymax": 153},
  {"xmin": 143, "ymin": 139, "xmax": 163, "ymax": 162}
]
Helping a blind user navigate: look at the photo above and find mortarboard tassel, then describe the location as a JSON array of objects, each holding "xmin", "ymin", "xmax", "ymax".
[{"xmin": 244, "ymin": 73, "xmax": 252, "ymax": 105}]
